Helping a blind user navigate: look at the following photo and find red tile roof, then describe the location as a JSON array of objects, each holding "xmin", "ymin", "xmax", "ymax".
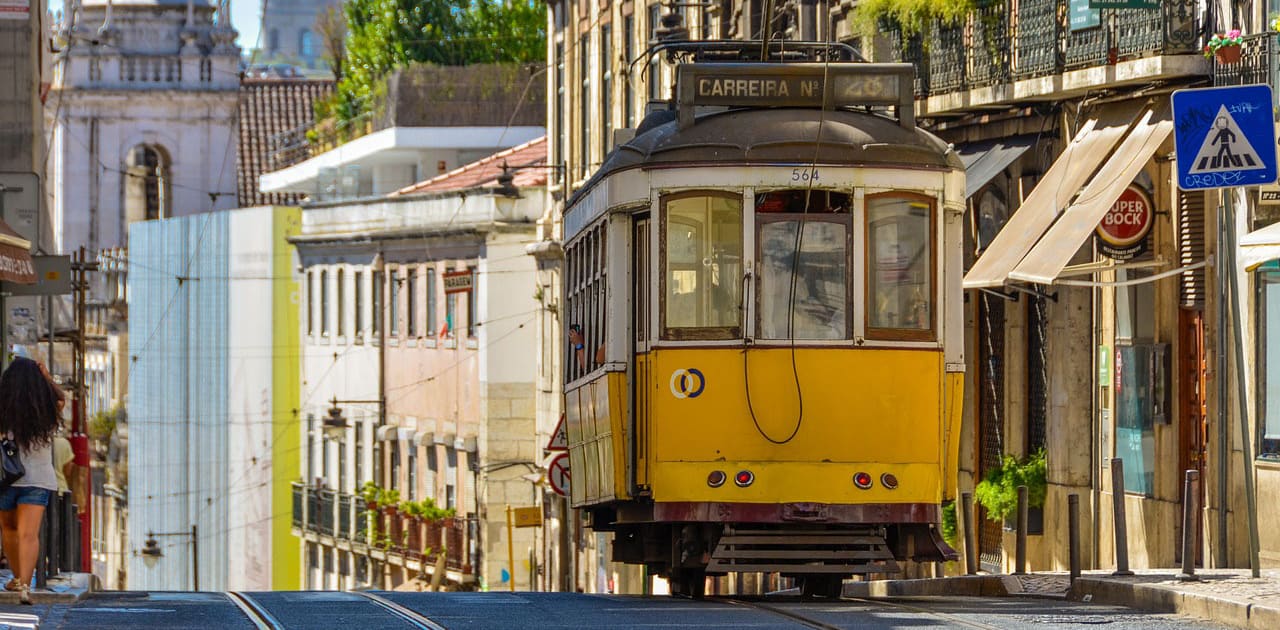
[
  {"xmin": 237, "ymin": 79, "xmax": 334, "ymax": 207},
  {"xmin": 394, "ymin": 136, "xmax": 548, "ymax": 196}
]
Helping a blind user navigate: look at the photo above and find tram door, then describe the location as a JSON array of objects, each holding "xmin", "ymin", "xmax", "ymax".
[
  {"xmin": 633, "ymin": 216, "xmax": 651, "ymax": 491},
  {"xmin": 976, "ymin": 292, "xmax": 1006, "ymax": 571}
]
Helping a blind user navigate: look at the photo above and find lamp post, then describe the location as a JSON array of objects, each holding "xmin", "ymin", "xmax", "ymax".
[{"xmin": 140, "ymin": 525, "xmax": 198, "ymax": 590}]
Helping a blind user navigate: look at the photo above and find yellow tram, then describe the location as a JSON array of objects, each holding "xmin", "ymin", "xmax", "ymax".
[{"xmin": 561, "ymin": 51, "xmax": 966, "ymax": 597}]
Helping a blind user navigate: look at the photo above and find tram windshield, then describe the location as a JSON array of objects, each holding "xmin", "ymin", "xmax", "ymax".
[
  {"xmin": 755, "ymin": 191, "xmax": 851, "ymax": 340},
  {"xmin": 662, "ymin": 192, "xmax": 743, "ymax": 340}
]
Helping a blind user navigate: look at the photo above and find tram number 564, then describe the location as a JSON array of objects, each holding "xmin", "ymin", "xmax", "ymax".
[{"xmin": 790, "ymin": 168, "xmax": 820, "ymax": 182}]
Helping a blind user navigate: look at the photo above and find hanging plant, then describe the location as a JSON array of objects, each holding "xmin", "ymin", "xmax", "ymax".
[{"xmin": 974, "ymin": 449, "xmax": 1047, "ymax": 523}]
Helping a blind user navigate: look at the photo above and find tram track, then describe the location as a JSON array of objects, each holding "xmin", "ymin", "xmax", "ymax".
[
  {"xmin": 720, "ymin": 593, "xmax": 1005, "ymax": 630},
  {"xmin": 227, "ymin": 591, "xmax": 447, "ymax": 630}
]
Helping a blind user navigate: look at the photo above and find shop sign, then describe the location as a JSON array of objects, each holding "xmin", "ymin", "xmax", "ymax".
[
  {"xmin": 1069, "ymin": 0, "xmax": 1101, "ymax": 31},
  {"xmin": 443, "ymin": 269, "xmax": 473, "ymax": 294},
  {"xmin": 1096, "ymin": 185, "xmax": 1154, "ymax": 260},
  {"xmin": 1259, "ymin": 183, "xmax": 1280, "ymax": 205}
]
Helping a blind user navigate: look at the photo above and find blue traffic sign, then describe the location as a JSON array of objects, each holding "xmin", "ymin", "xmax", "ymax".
[{"xmin": 1172, "ymin": 84, "xmax": 1278, "ymax": 190}]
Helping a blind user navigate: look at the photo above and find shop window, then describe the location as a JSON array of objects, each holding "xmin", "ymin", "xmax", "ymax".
[
  {"xmin": 866, "ymin": 194, "xmax": 935, "ymax": 340},
  {"xmin": 755, "ymin": 190, "xmax": 851, "ymax": 340},
  {"xmin": 1258, "ymin": 266, "xmax": 1280, "ymax": 459},
  {"xmin": 661, "ymin": 192, "xmax": 743, "ymax": 340},
  {"xmin": 1114, "ymin": 343, "xmax": 1167, "ymax": 496}
]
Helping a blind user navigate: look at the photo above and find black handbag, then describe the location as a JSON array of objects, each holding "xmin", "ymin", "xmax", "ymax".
[{"xmin": 0, "ymin": 438, "xmax": 24, "ymax": 491}]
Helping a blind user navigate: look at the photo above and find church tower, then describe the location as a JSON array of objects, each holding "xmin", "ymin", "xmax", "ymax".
[{"xmin": 47, "ymin": 0, "xmax": 240, "ymax": 255}]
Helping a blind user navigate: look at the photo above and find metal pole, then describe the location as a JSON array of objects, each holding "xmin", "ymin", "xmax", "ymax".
[
  {"xmin": 192, "ymin": 524, "xmax": 199, "ymax": 591},
  {"xmin": 1015, "ymin": 485, "xmax": 1028, "ymax": 575},
  {"xmin": 1069, "ymin": 494, "xmax": 1081, "ymax": 583},
  {"xmin": 1179, "ymin": 470, "xmax": 1200, "ymax": 582},
  {"xmin": 1223, "ymin": 197, "xmax": 1263, "ymax": 578},
  {"xmin": 506, "ymin": 505, "xmax": 515, "ymax": 591},
  {"xmin": 1216, "ymin": 204, "xmax": 1230, "ymax": 567},
  {"xmin": 961, "ymin": 491, "xmax": 977, "ymax": 575},
  {"xmin": 1110, "ymin": 458, "xmax": 1133, "ymax": 575}
]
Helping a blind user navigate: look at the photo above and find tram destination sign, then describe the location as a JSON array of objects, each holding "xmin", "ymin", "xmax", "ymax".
[{"xmin": 677, "ymin": 63, "xmax": 916, "ymax": 130}]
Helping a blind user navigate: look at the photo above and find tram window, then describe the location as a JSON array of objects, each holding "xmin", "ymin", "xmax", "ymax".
[
  {"xmin": 866, "ymin": 194, "xmax": 935, "ymax": 340},
  {"xmin": 756, "ymin": 191, "xmax": 851, "ymax": 340},
  {"xmin": 662, "ymin": 193, "xmax": 742, "ymax": 340}
]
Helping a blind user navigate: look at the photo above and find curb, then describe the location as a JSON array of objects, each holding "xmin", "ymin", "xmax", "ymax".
[
  {"xmin": 1068, "ymin": 577, "xmax": 1280, "ymax": 630},
  {"xmin": 0, "ymin": 572, "xmax": 98, "ymax": 606}
]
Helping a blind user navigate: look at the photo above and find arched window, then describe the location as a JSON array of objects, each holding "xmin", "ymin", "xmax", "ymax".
[
  {"xmin": 124, "ymin": 144, "xmax": 169, "ymax": 224},
  {"xmin": 300, "ymin": 30, "xmax": 314, "ymax": 59}
]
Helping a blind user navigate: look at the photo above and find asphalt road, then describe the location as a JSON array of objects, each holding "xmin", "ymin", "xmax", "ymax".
[{"xmin": 2, "ymin": 591, "xmax": 1234, "ymax": 629}]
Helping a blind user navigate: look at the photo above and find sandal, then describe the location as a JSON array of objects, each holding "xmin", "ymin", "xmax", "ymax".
[
  {"xmin": 3, "ymin": 578, "xmax": 17, "ymax": 592},
  {"xmin": 15, "ymin": 581, "xmax": 29, "ymax": 605}
]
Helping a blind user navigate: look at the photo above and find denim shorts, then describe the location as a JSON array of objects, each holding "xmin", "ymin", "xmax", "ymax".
[{"xmin": 0, "ymin": 486, "xmax": 51, "ymax": 511}]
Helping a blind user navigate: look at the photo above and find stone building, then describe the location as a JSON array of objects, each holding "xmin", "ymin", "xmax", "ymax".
[{"xmin": 259, "ymin": 0, "xmax": 339, "ymax": 70}]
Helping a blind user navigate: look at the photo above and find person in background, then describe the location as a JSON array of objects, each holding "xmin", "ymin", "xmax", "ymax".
[{"xmin": 0, "ymin": 358, "xmax": 63, "ymax": 604}]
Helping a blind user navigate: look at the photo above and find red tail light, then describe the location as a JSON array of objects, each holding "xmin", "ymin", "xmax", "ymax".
[
  {"xmin": 707, "ymin": 471, "xmax": 727, "ymax": 488},
  {"xmin": 734, "ymin": 470, "xmax": 754, "ymax": 487},
  {"xmin": 853, "ymin": 472, "xmax": 873, "ymax": 489},
  {"xmin": 881, "ymin": 473, "xmax": 899, "ymax": 490}
]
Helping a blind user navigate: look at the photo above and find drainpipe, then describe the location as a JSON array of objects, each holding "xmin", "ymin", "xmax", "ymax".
[{"xmin": 1216, "ymin": 202, "xmax": 1229, "ymax": 567}]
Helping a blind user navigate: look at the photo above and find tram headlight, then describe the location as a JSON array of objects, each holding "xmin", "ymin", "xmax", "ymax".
[
  {"xmin": 853, "ymin": 472, "xmax": 873, "ymax": 490},
  {"xmin": 880, "ymin": 473, "xmax": 899, "ymax": 490},
  {"xmin": 734, "ymin": 470, "xmax": 754, "ymax": 487},
  {"xmin": 707, "ymin": 470, "xmax": 727, "ymax": 488}
]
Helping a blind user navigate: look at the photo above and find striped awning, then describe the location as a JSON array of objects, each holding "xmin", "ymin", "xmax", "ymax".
[{"xmin": 0, "ymin": 220, "xmax": 34, "ymax": 285}]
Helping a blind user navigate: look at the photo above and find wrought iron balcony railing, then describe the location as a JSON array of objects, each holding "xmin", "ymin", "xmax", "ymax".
[
  {"xmin": 882, "ymin": 0, "xmax": 1202, "ymax": 98},
  {"xmin": 1214, "ymin": 32, "xmax": 1276, "ymax": 88},
  {"xmin": 291, "ymin": 482, "xmax": 304, "ymax": 529},
  {"xmin": 317, "ymin": 490, "xmax": 336, "ymax": 537}
]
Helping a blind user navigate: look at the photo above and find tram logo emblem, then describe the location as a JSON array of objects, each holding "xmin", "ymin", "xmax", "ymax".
[{"xmin": 669, "ymin": 368, "xmax": 706, "ymax": 399}]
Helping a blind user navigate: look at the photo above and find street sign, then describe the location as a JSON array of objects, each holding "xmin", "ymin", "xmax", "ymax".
[
  {"xmin": 510, "ymin": 505, "xmax": 542, "ymax": 528},
  {"xmin": 545, "ymin": 413, "xmax": 567, "ymax": 451},
  {"xmin": 548, "ymin": 452, "xmax": 570, "ymax": 497},
  {"xmin": 1172, "ymin": 84, "xmax": 1278, "ymax": 190},
  {"xmin": 443, "ymin": 269, "xmax": 473, "ymax": 294}
]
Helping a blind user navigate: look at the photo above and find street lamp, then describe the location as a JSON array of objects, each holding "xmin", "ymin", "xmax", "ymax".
[
  {"xmin": 324, "ymin": 397, "xmax": 383, "ymax": 440},
  {"xmin": 140, "ymin": 526, "xmax": 199, "ymax": 590}
]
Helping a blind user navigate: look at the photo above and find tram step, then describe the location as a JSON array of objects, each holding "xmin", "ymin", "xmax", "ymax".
[{"xmin": 706, "ymin": 529, "xmax": 901, "ymax": 575}]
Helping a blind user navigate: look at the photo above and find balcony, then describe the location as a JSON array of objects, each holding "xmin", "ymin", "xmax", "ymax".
[
  {"xmin": 292, "ymin": 483, "xmax": 303, "ymax": 529},
  {"xmin": 1214, "ymin": 32, "xmax": 1278, "ymax": 88},
  {"xmin": 879, "ymin": 0, "xmax": 1206, "ymax": 116}
]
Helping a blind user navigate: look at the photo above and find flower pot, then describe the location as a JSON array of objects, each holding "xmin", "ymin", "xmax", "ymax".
[{"xmin": 1215, "ymin": 45, "xmax": 1242, "ymax": 65}]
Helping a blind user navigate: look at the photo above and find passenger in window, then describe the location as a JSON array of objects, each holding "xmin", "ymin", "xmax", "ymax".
[{"xmin": 568, "ymin": 325, "xmax": 586, "ymax": 369}]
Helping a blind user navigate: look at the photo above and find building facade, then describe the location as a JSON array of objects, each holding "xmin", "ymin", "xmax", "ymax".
[
  {"xmin": 289, "ymin": 142, "xmax": 545, "ymax": 591},
  {"xmin": 259, "ymin": 0, "xmax": 339, "ymax": 70}
]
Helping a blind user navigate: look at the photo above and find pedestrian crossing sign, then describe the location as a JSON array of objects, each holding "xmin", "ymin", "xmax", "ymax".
[{"xmin": 1172, "ymin": 84, "xmax": 1278, "ymax": 191}]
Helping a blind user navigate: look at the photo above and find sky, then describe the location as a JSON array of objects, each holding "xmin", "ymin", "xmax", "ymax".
[{"xmin": 48, "ymin": 0, "xmax": 264, "ymax": 54}]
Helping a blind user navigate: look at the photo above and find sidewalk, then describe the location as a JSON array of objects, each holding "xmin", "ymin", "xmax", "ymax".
[
  {"xmin": 0, "ymin": 571, "xmax": 96, "ymax": 605},
  {"xmin": 842, "ymin": 569, "xmax": 1280, "ymax": 630}
]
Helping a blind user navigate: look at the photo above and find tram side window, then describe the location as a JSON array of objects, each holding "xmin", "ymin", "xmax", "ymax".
[
  {"xmin": 866, "ymin": 194, "xmax": 935, "ymax": 341},
  {"xmin": 756, "ymin": 190, "xmax": 851, "ymax": 340},
  {"xmin": 566, "ymin": 222, "xmax": 607, "ymax": 381},
  {"xmin": 662, "ymin": 193, "xmax": 743, "ymax": 340}
]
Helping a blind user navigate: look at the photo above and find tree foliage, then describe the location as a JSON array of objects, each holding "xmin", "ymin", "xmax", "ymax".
[{"xmin": 322, "ymin": 0, "xmax": 545, "ymax": 129}]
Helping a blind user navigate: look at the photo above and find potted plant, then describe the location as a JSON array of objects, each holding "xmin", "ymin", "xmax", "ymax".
[
  {"xmin": 360, "ymin": 481, "xmax": 381, "ymax": 510},
  {"xmin": 974, "ymin": 449, "xmax": 1046, "ymax": 533},
  {"xmin": 1204, "ymin": 30, "xmax": 1244, "ymax": 64}
]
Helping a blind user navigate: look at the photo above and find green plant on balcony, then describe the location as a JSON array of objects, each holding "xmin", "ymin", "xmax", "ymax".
[
  {"xmin": 974, "ymin": 449, "xmax": 1047, "ymax": 523},
  {"xmin": 1203, "ymin": 30, "xmax": 1243, "ymax": 64},
  {"xmin": 852, "ymin": 0, "xmax": 977, "ymax": 37}
]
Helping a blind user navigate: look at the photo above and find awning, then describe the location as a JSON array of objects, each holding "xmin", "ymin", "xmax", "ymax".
[
  {"xmin": 963, "ymin": 102, "xmax": 1144, "ymax": 289},
  {"xmin": 958, "ymin": 135, "xmax": 1038, "ymax": 199},
  {"xmin": 1009, "ymin": 107, "xmax": 1173, "ymax": 284},
  {"xmin": 1241, "ymin": 221, "xmax": 1280, "ymax": 270},
  {"xmin": 0, "ymin": 220, "xmax": 35, "ymax": 285}
]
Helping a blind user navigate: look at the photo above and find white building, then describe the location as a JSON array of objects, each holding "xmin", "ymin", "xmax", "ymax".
[{"xmin": 47, "ymin": 0, "xmax": 240, "ymax": 256}]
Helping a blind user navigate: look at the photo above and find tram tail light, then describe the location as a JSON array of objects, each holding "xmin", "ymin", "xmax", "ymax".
[
  {"xmin": 707, "ymin": 470, "xmax": 727, "ymax": 488},
  {"xmin": 734, "ymin": 470, "xmax": 755, "ymax": 487},
  {"xmin": 880, "ymin": 473, "xmax": 899, "ymax": 490},
  {"xmin": 853, "ymin": 472, "xmax": 873, "ymax": 489}
]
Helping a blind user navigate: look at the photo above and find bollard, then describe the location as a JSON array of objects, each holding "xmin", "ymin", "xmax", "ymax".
[
  {"xmin": 1068, "ymin": 494, "xmax": 1081, "ymax": 583},
  {"xmin": 1178, "ymin": 470, "xmax": 1201, "ymax": 582},
  {"xmin": 1110, "ymin": 458, "xmax": 1134, "ymax": 575},
  {"xmin": 1015, "ymin": 485, "xmax": 1028, "ymax": 575},
  {"xmin": 961, "ymin": 491, "xmax": 978, "ymax": 575}
]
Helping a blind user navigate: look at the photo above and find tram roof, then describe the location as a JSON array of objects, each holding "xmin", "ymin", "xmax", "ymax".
[{"xmin": 565, "ymin": 106, "xmax": 962, "ymax": 213}]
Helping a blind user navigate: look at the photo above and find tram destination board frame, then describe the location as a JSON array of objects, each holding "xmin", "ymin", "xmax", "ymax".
[{"xmin": 676, "ymin": 63, "xmax": 916, "ymax": 130}]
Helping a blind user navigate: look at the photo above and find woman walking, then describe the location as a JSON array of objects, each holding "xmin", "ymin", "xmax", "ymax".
[{"xmin": 0, "ymin": 357, "xmax": 63, "ymax": 604}]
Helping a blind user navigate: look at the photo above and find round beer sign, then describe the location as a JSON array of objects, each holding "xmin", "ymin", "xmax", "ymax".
[{"xmin": 1096, "ymin": 185, "xmax": 1153, "ymax": 260}]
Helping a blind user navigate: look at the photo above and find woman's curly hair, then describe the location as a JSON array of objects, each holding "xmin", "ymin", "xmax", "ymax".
[{"xmin": 0, "ymin": 357, "xmax": 62, "ymax": 451}]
